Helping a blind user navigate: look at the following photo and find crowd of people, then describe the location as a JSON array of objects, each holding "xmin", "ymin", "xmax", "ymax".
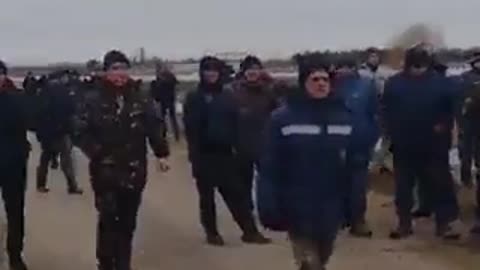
[{"xmin": 0, "ymin": 44, "xmax": 479, "ymax": 270}]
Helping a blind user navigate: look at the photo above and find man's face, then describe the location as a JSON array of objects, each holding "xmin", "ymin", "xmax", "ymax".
[
  {"xmin": 105, "ymin": 62, "xmax": 130, "ymax": 87},
  {"xmin": 202, "ymin": 69, "xmax": 220, "ymax": 84},
  {"xmin": 367, "ymin": 53, "xmax": 380, "ymax": 66},
  {"xmin": 106, "ymin": 62, "xmax": 129, "ymax": 76},
  {"xmin": 244, "ymin": 65, "xmax": 262, "ymax": 83},
  {"xmin": 409, "ymin": 64, "xmax": 429, "ymax": 76},
  {"xmin": 305, "ymin": 70, "xmax": 331, "ymax": 99}
]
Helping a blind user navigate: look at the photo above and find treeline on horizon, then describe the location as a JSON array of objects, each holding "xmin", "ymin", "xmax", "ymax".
[
  {"xmin": 10, "ymin": 47, "xmax": 479, "ymax": 74},
  {"xmin": 80, "ymin": 47, "xmax": 480, "ymax": 69}
]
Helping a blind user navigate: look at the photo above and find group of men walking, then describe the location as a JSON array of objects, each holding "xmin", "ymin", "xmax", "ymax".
[{"xmin": 0, "ymin": 45, "xmax": 479, "ymax": 270}]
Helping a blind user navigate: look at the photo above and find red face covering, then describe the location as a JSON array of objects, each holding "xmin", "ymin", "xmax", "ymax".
[{"xmin": 0, "ymin": 75, "xmax": 14, "ymax": 91}]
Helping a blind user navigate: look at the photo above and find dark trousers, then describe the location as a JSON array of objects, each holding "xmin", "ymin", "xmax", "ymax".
[
  {"xmin": 415, "ymin": 176, "xmax": 433, "ymax": 213},
  {"xmin": 289, "ymin": 233, "xmax": 335, "ymax": 270},
  {"xmin": 458, "ymin": 123, "xmax": 480, "ymax": 184},
  {"xmin": 236, "ymin": 154, "xmax": 258, "ymax": 211},
  {"xmin": 194, "ymin": 154, "xmax": 258, "ymax": 236},
  {"xmin": 160, "ymin": 102, "xmax": 180, "ymax": 141},
  {"xmin": 37, "ymin": 136, "xmax": 78, "ymax": 190},
  {"xmin": 393, "ymin": 146, "xmax": 459, "ymax": 227},
  {"xmin": 344, "ymin": 151, "xmax": 371, "ymax": 226},
  {"xmin": 94, "ymin": 188, "xmax": 142, "ymax": 270},
  {"xmin": 459, "ymin": 124, "xmax": 480, "ymax": 219},
  {"xmin": 0, "ymin": 164, "xmax": 27, "ymax": 260},
  {"xmin": 476, "ymin": 183, "xmax": 480, "ymax": 219}
]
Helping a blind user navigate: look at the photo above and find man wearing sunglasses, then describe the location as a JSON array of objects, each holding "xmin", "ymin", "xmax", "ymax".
[
  {"xmin": 74, "ymin": 50, "xmax": 170, "ymax": 270},
  {"xmin": 383, "ymin": 47, "xmax": 460, "ymax": 240},
  {"xmin": 257, "ymin": 54, "xmax": 353, "ymax": 270},
  {"xmin": 334, "ymin": 57, "xmax": 380, "ymax": 238}
]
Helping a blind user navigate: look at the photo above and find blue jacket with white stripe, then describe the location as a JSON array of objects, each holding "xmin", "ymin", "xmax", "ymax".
[{"xmin": 257, "ymin": 93, "xmax": 353, "ymax": 239}]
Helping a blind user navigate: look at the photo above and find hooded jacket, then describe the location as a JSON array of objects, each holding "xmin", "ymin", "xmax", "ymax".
[
  {"xmin": 257, "ymin": 92, "xmax": 353, "ymax": 237},
  {"xmin": 183, "ymin": 57, "xmax": 239, "ymax": 164},
  {"xmin": 183, "ymin": 82, "xmax": 237, "ymax": 158}
]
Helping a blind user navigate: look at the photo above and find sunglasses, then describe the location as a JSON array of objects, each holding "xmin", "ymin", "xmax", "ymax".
[{"xmin": 311, "ymin": 76, "xmax": 330, "ymax": 82}]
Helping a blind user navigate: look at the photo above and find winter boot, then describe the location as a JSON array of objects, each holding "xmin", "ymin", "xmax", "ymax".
[
  {"xmin": 350, "ymin": 221, "xmax": 373, "ymax": 238},
  {"xmin": 206, "ymin": 233, "xmax": 225, "ymax": 246},
  {"xmin": 241, "ymin": 232, "xmax": 272, "ymax": 244},
  {"xmin": 9, "ymin": 255, "xmax": 28, "ymax": 270},
  {"xmin": 436, "ymin": 220, "xmax": 462, "ymax": 240},
  {"xmin": 389, "ymin": 218, "xmax": 413, "ymax": 240}
]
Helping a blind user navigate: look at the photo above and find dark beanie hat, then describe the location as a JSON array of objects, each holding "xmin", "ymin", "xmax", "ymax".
[
  {"xmin": 0, "ymin": 61, "xmax": 8, "ymax": 75},
  {"xmin": 199, "ymin": 56, "xmax": 223, "ymax": 72},
  {"xmin": 366, "ymin": 47, "xmax": 380, "ymax": 55},
  {"xmin": 404, "ymin": 47, "xmax": 432, "ymax": 68},
  {"xmin": 240, "ymin": 55, "xmax": 263, "ymax": 73},
  {"xmin": 297, "ymin": 54, "xmax": 330, "ymax": 86},
  {"xmin": 103, "ymin": 50, "xmax": 130, "ymax": 70}
]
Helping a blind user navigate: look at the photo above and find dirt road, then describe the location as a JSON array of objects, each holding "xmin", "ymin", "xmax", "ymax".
[{"xmin": 5, "ymin": 137, "xmax": 479, "ymax": 269}]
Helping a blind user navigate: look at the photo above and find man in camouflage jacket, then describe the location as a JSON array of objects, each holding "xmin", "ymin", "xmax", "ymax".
[{"xmin": 75, "ymin": 50, "xmax": 169, "ymax": 270}]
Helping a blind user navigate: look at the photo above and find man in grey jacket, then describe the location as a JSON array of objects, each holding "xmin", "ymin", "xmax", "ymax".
[{"xmin": 359, "ymin": 48, "xmax": 392, "ymax": 173}]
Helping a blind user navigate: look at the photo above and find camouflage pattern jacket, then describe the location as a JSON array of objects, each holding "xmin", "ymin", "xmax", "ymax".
[{"xmin": 75, "ymin": 80, "xmax": 169, "ymax": 192}]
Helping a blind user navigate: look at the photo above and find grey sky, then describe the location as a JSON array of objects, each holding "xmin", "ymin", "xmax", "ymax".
[{"xmin": 2, "ymin": 0, "xmax": 480, "ymax": 64}]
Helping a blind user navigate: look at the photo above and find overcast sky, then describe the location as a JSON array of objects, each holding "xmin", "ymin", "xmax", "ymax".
[{"xmin": 2, "ymin": 0, "xmax": 480, "ymax": 64}]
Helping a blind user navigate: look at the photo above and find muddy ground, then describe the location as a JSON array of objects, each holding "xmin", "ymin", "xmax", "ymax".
[{"xmin": 1, "ymin": 136, "xmax": 478, "ymax": 270}]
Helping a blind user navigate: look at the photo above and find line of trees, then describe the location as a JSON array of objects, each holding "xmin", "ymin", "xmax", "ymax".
[{"xmin": 84, "ymin": 47, "xmax": 477, "ymax": 71}]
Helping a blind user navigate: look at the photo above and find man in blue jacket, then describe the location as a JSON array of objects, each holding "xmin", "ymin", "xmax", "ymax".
[
  {"xmin": 334, "ymin": 58, "xmax": 379, "ymax": 237},
  {"xmin": 257, "ymin": 54, "xmax": 353, "ymax": 270},
  {"xmin": 384, "ymin": 47, "xmax": 460, "ymax": 240}
]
